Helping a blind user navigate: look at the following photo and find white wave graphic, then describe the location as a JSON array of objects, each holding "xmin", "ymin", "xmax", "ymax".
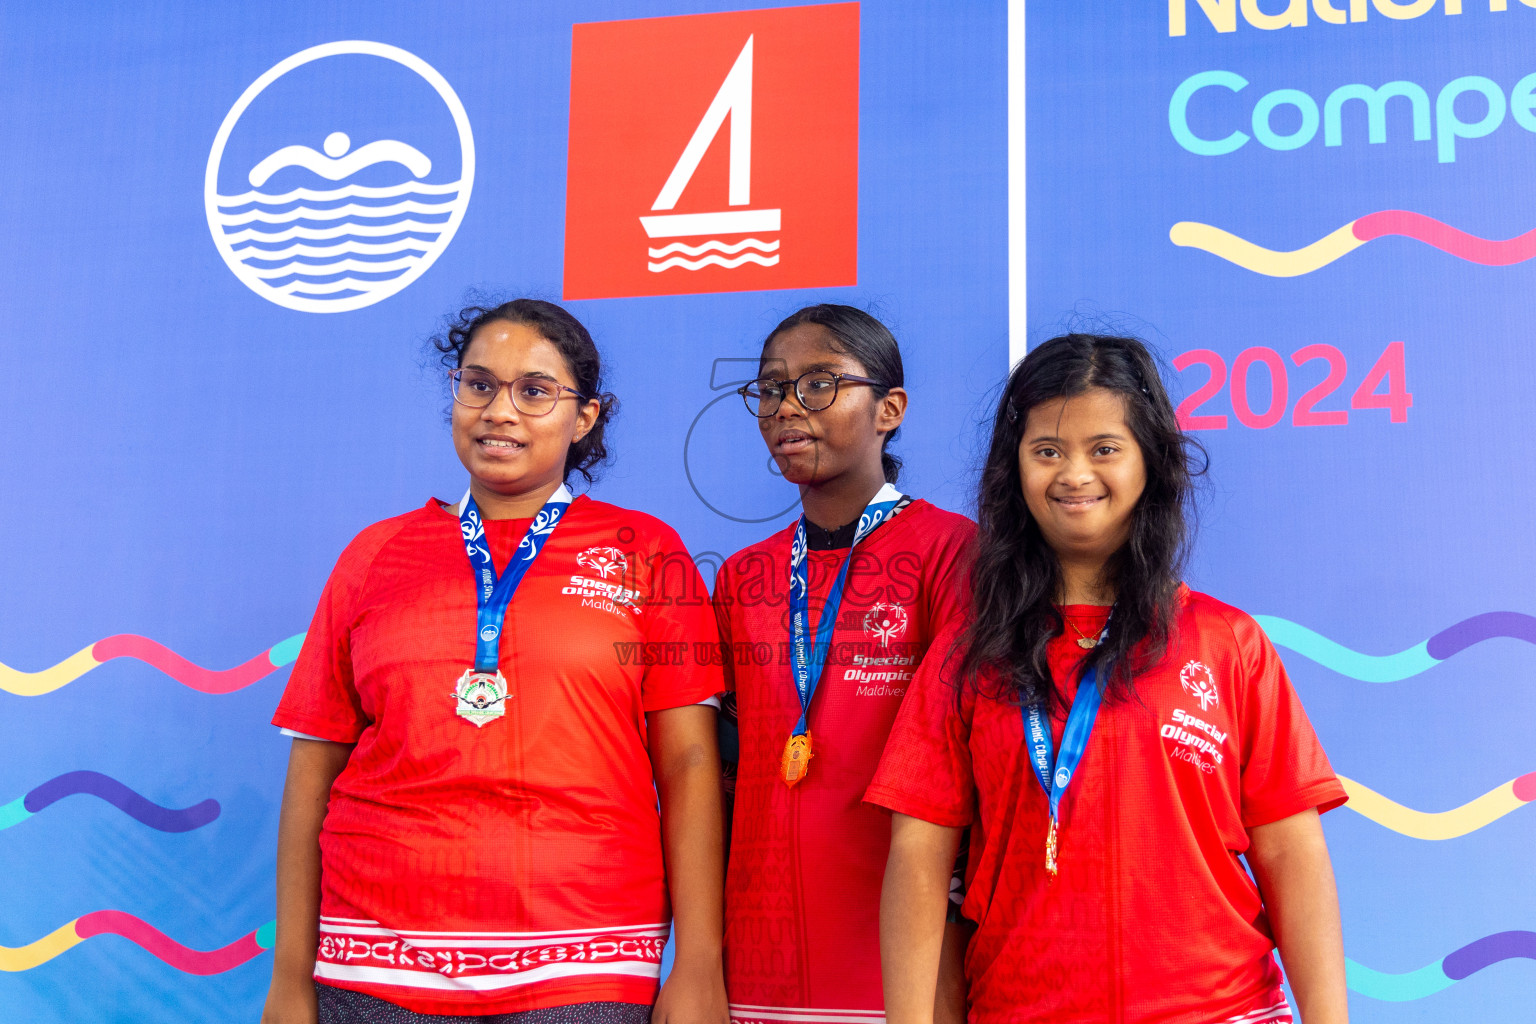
[
  {"xmin": 217, "ymin": 178, "xmax": 455, "ymax": 295},
  {"xmin": 647, "ymin": 238, "xmax": 779, "ymax": 258},
  {"xmin": 255, "ymin": 255, "xmax": 423, "ymax": 280},
  {"xmin": 232, "ymin": 238, "xmax": 431, "ymax": 261},
  {"xmin": 272, "ymin": 276, "xmax": 408, "ymax": 297},
  {"xmin": 215, "ymin": 198, "xmax": 455, "ymax": 227},
  {"xmin": 223, "ymin": 220, "xmax": 446, "ymax": 245},
  {"xmin": 216, "ymin": 180, "xmax": 461, "ymax": 207},
  {"xmin": 648, "ymin": 252, "xmax": 780, "ymax": 273}
]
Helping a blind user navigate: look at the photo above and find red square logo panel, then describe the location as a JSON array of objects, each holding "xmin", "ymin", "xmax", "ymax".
[{"xmin": 564, "ymin": 3, "xmax": 859, "ymax": 300}]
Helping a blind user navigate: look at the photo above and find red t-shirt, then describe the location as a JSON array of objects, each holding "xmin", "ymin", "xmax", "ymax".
[
  {"xmin": 715, "ymin": 500, "xmax": 974, "ymax": 1022},
  {"xmin": 272, "ymin": 496, "xmax": 723, "ymax": 1015},
  {"xmin": 865, "ymin": 588, "xmax": 1346, "ymax": 1024}
]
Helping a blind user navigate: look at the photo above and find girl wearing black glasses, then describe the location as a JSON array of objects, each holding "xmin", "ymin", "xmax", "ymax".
[
  {"xmin": 264, "ymin": 299, "xmax": 727, "ymax": 1024},
  {"xmin": 713, "ymin": 305, "xmax": 974, "ymax": 1024}
]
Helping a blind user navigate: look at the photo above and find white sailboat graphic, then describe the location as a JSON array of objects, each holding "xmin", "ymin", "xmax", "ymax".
[{"xmin": 639, "ymin": 36, "xmax": 781, "ymax": 272}]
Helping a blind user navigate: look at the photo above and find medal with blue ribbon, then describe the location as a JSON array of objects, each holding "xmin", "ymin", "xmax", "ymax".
[
  {"xmin": 782, "ymin": 483, "xmax": 905, "ymax": 786},
  {"xmin": 1020, "ymin": 614, "xmax": 1111, "ymax": 876},
  {"xmin": 453, "ymin": 484, "xmax": 572, "ymax": 727}
]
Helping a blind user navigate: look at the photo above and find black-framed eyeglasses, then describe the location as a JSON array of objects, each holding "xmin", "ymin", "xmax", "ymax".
[
  {"xmin": 449, "ymin": 368, "xmax": 591, "ymax": 415},
  {"xmin": 737, "ymin": 371, "xmax": 884, "ymax": 417}
]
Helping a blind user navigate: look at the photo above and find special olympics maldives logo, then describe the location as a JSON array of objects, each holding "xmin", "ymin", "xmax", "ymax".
[
  {"xmin": 577, "ymin": 546, "xmax": 629, "ymax": 580},
  {"xmin": 564, "ymin": 3, "xmax": 859, "ymax": 300},
  {"xmin": 864, "ymin": 602, "xmax": 909, "ymax": 647},
  {"xmin": 205, "ymin": 41, "xmax": 474, "ymax": 313},
  {"xmin": 1179, "ymin": 660, "xmax": 1220, "ymax": 711}
]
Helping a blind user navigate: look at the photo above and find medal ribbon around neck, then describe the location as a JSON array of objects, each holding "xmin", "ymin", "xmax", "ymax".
[
  {"xmin": 459, "ymin": 484, "xmax": 573, "ymax": 673},
  {"xmin": 1020, "ymin": 613, "xmax": 1112, "ymax": 876},
  {"xmin": 782, "ymin": 482, "xmax": 905, "ymax": 785}
]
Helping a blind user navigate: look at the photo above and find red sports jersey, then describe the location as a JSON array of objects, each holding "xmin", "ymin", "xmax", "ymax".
[
  {"xmin": 715, "ymin": 500, "xmax": 974, "ymax": 1023},
  {"xmin": 866, "ymin": 588, "xmax": 1347, "ymax": 1024},
  {"xmin": 272, "ymin": 496, "xmax": 722, "ymax": 1015}
]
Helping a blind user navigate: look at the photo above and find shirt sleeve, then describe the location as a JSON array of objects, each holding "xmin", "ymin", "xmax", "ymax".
[
  {"xmin": 271, "ymin": 526, "xmax": 391, "ymax": 744},
  {"xmin": 638, "ymin": 523, "xmax": 727, "ymax": 712},
  {"xmin": 864, "ymin": 625, "xmax": 976, "ymax": 828},
  {"xmin": 1231, "ymin": 612, "xmax": 1348, "ymax": 828},
  {"xmin": 922, "ymin": 517, "xmax": 976, "ymax": 640}
]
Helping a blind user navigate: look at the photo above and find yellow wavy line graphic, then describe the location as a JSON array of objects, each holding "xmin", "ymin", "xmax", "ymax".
[
  {"xmin": 1170, "ymin": 221, "xmax": 1364, "ymax": 277},
  {"xmin": 1340, "ymin": 775, "xmax": 1528, "ymax": 840},
  {"xmin": 0, "ymin": 921, "xmax": 82, "ymax": 972},
  {"xmin": 0, "ymin": 647, "xmax": 101, "ymax": 697}
]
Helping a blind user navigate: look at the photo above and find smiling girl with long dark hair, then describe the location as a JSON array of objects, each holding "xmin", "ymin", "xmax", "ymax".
[{"xmin": 870, "ymin": 334, "xmax": 1349, "ymax": 1024}]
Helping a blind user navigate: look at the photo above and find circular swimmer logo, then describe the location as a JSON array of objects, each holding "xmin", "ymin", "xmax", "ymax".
[{"xmin": 205, "ymin": 41, "xmax": 475, "ymax": 313}]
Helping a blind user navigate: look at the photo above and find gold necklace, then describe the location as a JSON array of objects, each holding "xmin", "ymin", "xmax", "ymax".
[{"xmin": 1066, "ymin": 616, "xmax": 1101, "ymax": 650}]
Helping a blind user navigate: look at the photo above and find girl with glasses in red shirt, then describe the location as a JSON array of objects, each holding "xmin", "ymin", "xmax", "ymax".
[
  {"xmin": 714, "ymin": 305, "xmax": 975, "ymax": 1024},
  {"xmin": 870, "ymin": 334, "xmax": 1349, "ymax": 1024},
  {"xmin": 263, "ymin": 299, "xmax": 728, "ymax": 1024}
]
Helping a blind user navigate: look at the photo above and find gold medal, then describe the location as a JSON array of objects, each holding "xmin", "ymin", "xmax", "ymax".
[
  {"xmin": 781, "ymin": 732, "xmax": 814, "ymax": 787},
  {"xmin": 1045, "ymin": 818, "xmax": 1059, "ymax": 879}
]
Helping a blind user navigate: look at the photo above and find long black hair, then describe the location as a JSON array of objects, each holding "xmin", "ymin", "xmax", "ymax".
[
  {"xmin": 433, "ymin": 298, "xmax": 618, "ymax": 483},
  {"xmin": 759, "ymin": 304, "xmax": 905, "ymax": 483},
  {"xmin": 959, "ymin": 333, "xmax": 1205, "ymax": 709}
]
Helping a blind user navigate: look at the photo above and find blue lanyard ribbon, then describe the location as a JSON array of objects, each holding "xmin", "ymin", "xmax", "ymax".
[
  {"xmin": 1020, "ymin": 620, "xmax": 1111, "ymax": 825},
  {"xmin": 787, "ymin": 483, "xmax": 904, "ymax": 736},
  {"xmin": 458, "ymin": 484, "xmax": 572, "ymax": 672}
]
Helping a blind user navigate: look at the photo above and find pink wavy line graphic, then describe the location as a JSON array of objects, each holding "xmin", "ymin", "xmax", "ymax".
[
  {"xmin": 0, "ymin": 912, "xmax": 273, "ymax": 974},
  {"xmin": 1355, "ymin": 211, "xmax": 1536, "ymax": 265},
  {"xmin": 89, "ymin": 636, "xmax": 283, "ymax": 694},
  {"xmin": 1170, "ymin": 211, "xmax": 1536, "ymax": 276},
  {"xmin": 1, "ymin": 632, "xmax": 305, "ymax": 696},
  {"xmin": 75, "ymin": 911, "xmax": 267, "ymax": 975}
]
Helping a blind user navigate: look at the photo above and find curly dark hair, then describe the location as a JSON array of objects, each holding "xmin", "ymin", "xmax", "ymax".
[
  {"xmin": 959, "ymin": 333, "xmax": 1206, "ymax": 710},
  {"xmin": 432, "ymin": 298, "xmax": 617, "ymax": 483}
]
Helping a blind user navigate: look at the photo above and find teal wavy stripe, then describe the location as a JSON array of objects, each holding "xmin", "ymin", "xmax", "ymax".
[
  {"xmin": 0, "ymin": 797, "xmax": 32, "ymax": 830},
  {"xmin": 267, "ymin": 633, "xmax": 305, "ymax": 668},
  {"xmin": 1254, "ymin": 616, "xmax": 1437, "ymax": 682},
  {"xmin": 1346, "ymin": 957, "xmax": 1453, "ymax": 1001}
]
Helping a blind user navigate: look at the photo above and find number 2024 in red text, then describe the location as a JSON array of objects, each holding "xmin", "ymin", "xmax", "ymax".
[{"xmin": 1173, "ymin": 342, "xmax": 1411, "ymax": 431}]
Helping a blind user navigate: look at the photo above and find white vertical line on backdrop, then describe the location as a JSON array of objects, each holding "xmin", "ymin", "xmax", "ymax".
[{"xmin": 1007, "ymin": 0, "xmax": 1026, "ymax": 366}]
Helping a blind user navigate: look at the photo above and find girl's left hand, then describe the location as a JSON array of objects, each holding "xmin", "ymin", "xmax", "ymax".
[{"xmin": 651, "ymin": 955, "xmax": 729, "ymax": 1024}]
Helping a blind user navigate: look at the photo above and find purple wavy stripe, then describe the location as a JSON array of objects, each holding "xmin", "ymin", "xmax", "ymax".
[
  {"xmin": 1441, "ymin": 931, "xmax": 1536, "ymax": 981},
  {"xmin": 23, "ymin": 771, "xmax": 220, "ymax": 833},
  {"xmin": 1425, "ymin": 612, "xmax": 1536, "ymax": 661}
]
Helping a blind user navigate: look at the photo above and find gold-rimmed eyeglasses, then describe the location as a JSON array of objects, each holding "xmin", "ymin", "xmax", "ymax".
[{"xmin": 448, "ymin": 368, "xmax": 591, "ymax": 415}]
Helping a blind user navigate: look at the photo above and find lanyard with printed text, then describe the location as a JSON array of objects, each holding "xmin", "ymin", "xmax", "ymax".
[
  {"xmin": 1020, "ymin": 617, "xmax": 1110, "ymax": 877},
  {"xmin": 780, "ymin": 482, "xmax": 905, "ymax": 787},
  {"xmin": 450, "ymin": 483, "xmax": 572, "ymax": 727}
]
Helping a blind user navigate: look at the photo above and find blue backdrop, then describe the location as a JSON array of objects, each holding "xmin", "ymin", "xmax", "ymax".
[
  {"xmin": 0, "ymin": 2, "xmax": 1003, "ymax": 1021},
  {"xmin": 1028, "ymin": 3, "xmax": 1534, "ymax": 1020},
  {"xmin": 0, "ymin": 1, "xmax": 1530, "ymax": 1021}
]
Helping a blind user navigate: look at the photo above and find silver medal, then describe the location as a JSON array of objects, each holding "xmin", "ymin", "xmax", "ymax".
[{"xmin": 452, "ymin": 669, "xmax": 509, "ymax": 727}]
